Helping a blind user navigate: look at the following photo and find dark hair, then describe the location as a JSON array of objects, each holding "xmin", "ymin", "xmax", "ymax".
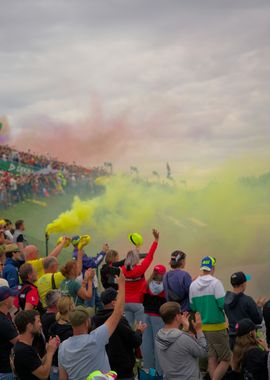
[
  {"xmin": 159, "ymin": 302, "xmax": 181, "ymax": 324},
  {"xmin": 19, "ymin": 263, "xmax": 34, "ymax": 282},
  {"xmin": 15, "ymin": 220, "xmax": 24, "ymax": 230},
  {"xmin": 15, "ymin": 310, "xmax": 39, "ymax": 334},
  {"xmin": 170, "ymin": 250, "xmax": 186, "ymax": 269}
]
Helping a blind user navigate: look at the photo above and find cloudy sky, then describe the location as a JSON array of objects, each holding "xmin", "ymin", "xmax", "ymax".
[{"xmin": 0, "ymin": 0, "xmax": 270, "ymax": 173}]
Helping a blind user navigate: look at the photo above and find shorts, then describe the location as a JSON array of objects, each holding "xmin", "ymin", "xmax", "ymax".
[{"xmin": 204, "ymin": 329, "xmax": 231, "ymax": 362}]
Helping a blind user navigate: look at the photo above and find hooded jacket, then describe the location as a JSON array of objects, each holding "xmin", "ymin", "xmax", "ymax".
[
  {"xmin": 189, "ymin": 275, "xmax": 226, "ymax": 331},
  {"xmin": 3, "ymin": 257, "xmax": 20, "ymax": 288},
  {"xmin": 155, "ymin": 328, "xmax": 207, "ymax": 380},
  {"xmin": 92, "ymin": 308, "xmax": 142, "ymax": 378},
  {"xmin": 224, "ymin": 291, "xmax": 262, "ymax": 334}
]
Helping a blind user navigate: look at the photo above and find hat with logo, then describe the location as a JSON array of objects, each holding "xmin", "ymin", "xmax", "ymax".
[
  {"xmin": 235, "ymin": 318, "xmax": 256, "ymax": 337},
  {"xmin": 230, "ymin": 272, "xmax": 251, "ymax": 286},
  {"xmin": 200, "ymin": 256, "xmax": 216, "ymax": 271}
]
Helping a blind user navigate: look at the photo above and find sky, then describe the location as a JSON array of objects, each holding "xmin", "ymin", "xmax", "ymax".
[{"xmin": 0, "ymin": 0, "xmax": 270, "ymax": 174}]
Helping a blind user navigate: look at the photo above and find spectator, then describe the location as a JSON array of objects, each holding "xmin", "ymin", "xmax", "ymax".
[
  {"xmin": 3, "ymin": 244, "xmax": 24, "ymax": 288},
  {"xmin": 224, "ymin": 271, "xmax": 263, "ymax": 349},
  {"xmin": 189, "ymin": 256, "xmax": 231, "ymax": 380},
  {"xmin": 122, "ymin": 229, "xmax": 159, "ymax": 327},
  {"xmin": 58, "ymin": 269, "xmax": 125, "ymax": 380},
  {"xmin": 13, "ymin": 310, "xmax": 60, "ymax": 380},
  {"xmin": 155, "ymin": 302, "xmax": 208, "ymax": 380},
  {"xmin": 4, "ymin": 219, "xmax": 14, "ymax": 241},
  {"xmin": 100, "ymin": 249, "xmax": 125, "ymax": 290},
  {"xmin": 49, "ymin": 295, "xmax": 75, "ymax": 380},
  {"xmin": 232, "ymin": 318, "xmax": 269, "ymax": 380},
  {"xmin": 13, "ymin": 219, "xmax": 27, "ymax": 250},
  {"xmin": 93, "ymin": 287, "xmax": 145, "ymax": 380},
  {"xmin": 41, "ymin": 290, "xmax": 61, "ymax": 342},
  {"xmin": 59, "ymin": 261, "xmax": 95, "ymax": 306},
  {"xmin": 142, "ymin": 264, "xmax": 167, "ymax": 376},
  {"xmin": 163, "ymin": 250, "xmax": 192, "ymax": 312},
  {"xmin": 263, "ymin": 299, "xmax": 270, "ymax": 347},
  {"xmin": 0, "ymin": 286, "xmax": 19, "ymax": 380}
]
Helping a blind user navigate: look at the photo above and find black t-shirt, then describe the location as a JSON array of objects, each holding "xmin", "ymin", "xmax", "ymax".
[
  {"xmin": 49, "ymin": 321, "xmax": 73, "ymax": 366},
  {"xmin": 0, "ymin": 311, "xmax": 18, "ymax": 373},
  {"xmin": 14, "ymin": 341, "xmax": 42, "ymax": 380},
  {"xmin": 243, "ymin": 347, "xmax": 269, "ymax": 380},
  {"xmin": 41, "ymin": 312, "xmax": 56, "ymax": 342}
]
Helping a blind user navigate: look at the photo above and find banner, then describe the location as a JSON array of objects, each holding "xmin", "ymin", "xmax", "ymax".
[{"xmin": 0, "ymin": 159, "xmax": 39, "ymax": 175}]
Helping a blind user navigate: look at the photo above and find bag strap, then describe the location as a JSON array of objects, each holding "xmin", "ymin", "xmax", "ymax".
[{"xmin": 51, "ymin": 273, "xmax": 56, "ymax": 290}]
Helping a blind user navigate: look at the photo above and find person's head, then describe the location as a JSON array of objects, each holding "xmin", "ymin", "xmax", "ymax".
[
  {"xmin": 5, "ymin": 244, "xmax": 22, "ymax": 261},
  {"xmin": 56, "ymin": 295, "xmax": 75, "ymax": 321},
  {"xmin": 61, "ymin": 261, "xmax": 77, "ymax": 279},
  {"xmin": 15, "ymin": 310, "xmax": 41, "ymax": 336},
  {"xmin": 105, "ymin": 250, "xmax": 119, "ymax": 264},
  {"xmin": 0, "ymin": 286, "xmax": 18, "ymax": 311},
  {"xmin": 200, "ymin": 256, "xmax": 216, "ymax": 275},
  {"xmin": 230, "ymin": 272, "xmax": 251, "ymax": 293},
  {"xmin": 100, "ymin": 287, "xmax": 118, "ymax": 309},
  {"xmin": 170, "ymin": 251, "xmax": 186, "ymax": 269},
  {"xmin": 233, "ymin": 319, "xmax": 258, "ymax": 371},
  {"xmin": 19, "ymin": 263, "xmax": 37, "ymax": 283},
  {"xmin": 24, "ymin": 245, "xmax": 39, "ymax": 261},
  {"xmin": 0, "ymin": 219, "xmax": 6, "ymax": 231},
  {"xmin": 150, "ymin": 264, "xmax": 166, "ymax": 283},
  {"xmin": 15, "ymin": 219, "xmax": 25, "ymax": 231},
  {"xmin": 4, "ymin": 219, "xmax": 13, "ymax": 231},
  {"xmin": 124, "ymin": 250, "xmax": 140, "ymax": 270},
  {"xmin": 45, "ymin": 290, "xmax": 61, "ymax": 309},
  {"xmin": 43, "ymin": 256, "xmax": 58, "ymax": 274},
  {"xmin": 159, "ymin": 302, "xmax": 183, "ymax": 327},
  {"xmin": 69, "ymin": 306, "xmax": 92, "ymax": 334}
]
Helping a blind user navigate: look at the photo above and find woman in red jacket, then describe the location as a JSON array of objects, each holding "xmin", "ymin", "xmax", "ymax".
[{"xmin": 122, "ymin": 229, "xmax": 159, "ymax": 328}]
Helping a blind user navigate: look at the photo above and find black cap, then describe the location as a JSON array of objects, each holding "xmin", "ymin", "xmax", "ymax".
[
  {"xmin": 100, "ymin": 287, "xmax": 117, "ymax": 305},
  {"xmin": 235, "ymin": 318, "xmax": 256, "ymax": 337},
  {"xmin": 230, "ymin": 272, "xmax": 251, "ymax": 286}
]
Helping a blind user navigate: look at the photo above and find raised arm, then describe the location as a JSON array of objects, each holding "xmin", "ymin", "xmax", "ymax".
[{"xmin": 48, "ymin": 237, "xmax": 69, "ymax": 258}]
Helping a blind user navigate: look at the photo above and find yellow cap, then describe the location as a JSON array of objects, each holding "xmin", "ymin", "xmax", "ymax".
[
  {"xmin": 128, "ymin": 233, "xmax": 143, "ymax": 247},
  {"xmin": 56, "ymin": 237, "xmax": 71, "ymax": 248}
]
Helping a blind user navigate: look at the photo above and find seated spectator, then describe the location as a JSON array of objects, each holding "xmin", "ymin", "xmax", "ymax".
[
  {"xmin": 155, "ymin": 302, "xmax": 207, "ymax": 380},
  {"xmin": 224, "ymin": 271, "xmax": 263, "ymax": 349},
  {"xmin": 100, "ymin": 249, "xmax": 125, "ymax": 290},
  {"xmin": 163, "ymin": 250, "xmax": 192, "ymax": 312},
  {"xmin": 41, "ymin": 290, "xmax": 61, "ymax": 342},
  {"xmin": 60, "ymin": 261, "xmax": 95, "ymax": 306},
  {"xmin": 13, "ymin": 310, "xmax": 60, "ymax": 380},
  {"xmin": 142, "ymin": 264, "xmax": 167, "ymax": 376},
  {"xmin": 0, "ymin": 286, "xmax": 19, "ymax": 379},
  {"xmin": 189, "ymin": 256, "xmax": 231, "ymax": 380},
  {"xmin": 93, "ymin": 287, "xmax": 145, "ymax": 380},
  {"xmin": 13, "ymin": 219, "xmax": 27, "ymax": 250},
  {"xmin": 3, "ymin": 244, "xmax": 24, "ymax": 288},
  {"xmin": 58, "ymin": 270, "xmax": 125, "ymax": 380},
  {"xmin": 49, "ymin": 295, "xmax": 74, "ymax": 380},
  {"xmin": 232, "ymin": 318, "xmax": 269, "ymax": 380}
]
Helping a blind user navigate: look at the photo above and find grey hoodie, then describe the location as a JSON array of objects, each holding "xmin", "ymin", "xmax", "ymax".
[{"xmin": 155, "ymin": 328, "xmax": 207, "ymax": 380}]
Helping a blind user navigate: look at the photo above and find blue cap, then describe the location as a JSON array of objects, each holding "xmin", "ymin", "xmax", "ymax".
[
  {"xmin": 0, "ymin": 286, "xmax": 19, "ymax": 302},
  {"xmin": 200, "ymin": 256, "xmax": 216, "ymax": 271},
  {"xmin": 71, "ymin": 235, "xmax": 80, "ymax": 246}
]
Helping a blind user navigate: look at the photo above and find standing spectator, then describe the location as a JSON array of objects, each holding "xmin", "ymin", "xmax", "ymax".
[
  {"xmin": 100, "ymin": 249, "xmax": 125, "ymax": 290},
  {"xmin": 232, "ymin": 318, "xmax": 269, "ymax": 380},
  {"xmin": 0, "ymin": 286, "xmax": 19, "ymax": 380},
  {"xmin": 163, "ymin": 250, "xmax": 192, "ymax": 312},
  {"xmin": 13, "ymin": 219, "xmax": 27, "ymax": 250},
  {"xmin": 3, "ymin": 244, "xmax": 24, "ymax": 288},
  {"xmin": 189, "ymin": 256, "xmax": 231, "ymax": 380},
  {"xmin": 224, "ymin": 271, "xmax": 263, "ymax": 349},
  {"xmin": 58, "ymin": 270, "xmax": 125, "ymax": 380},
  {"xmin": 263, "ymin": 299, "xmax": 270, "ymax": 347},
  {"xmin": 93, "ymin": 287, "xmax": 145, "ymax": 380},
  {"xmin": 4, "ymin": 219, "xmax": 14, "ymax": 241},
  {"xmin": 41, "ymin": 290, "xmax": 61, "ymax": 342},
  {"xmin": 13, "ymin": 310, "xmax": 60, "ymax": 380},
  {"xmin": 122, "ymin": 229, "xmax": 159, "ymax": 327},
  {"xmin": 142, "ymin": 264, "xmax": 166, "ymax": 376},
  {"xmin": 155, "ymin": 302, "xmax": 208, "ymax": 380}
]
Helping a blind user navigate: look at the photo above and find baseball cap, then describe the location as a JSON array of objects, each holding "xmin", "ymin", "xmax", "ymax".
[
  {"xmin": 0, "ymin": 286, "xmax": 19, "ymax": 301},
  {"xmin": 5, "ymin": 244, "xmax": 20, "ymax": 253},
  {"xmin": 200, "ymin": 256, "xmax": 216, "ymax": 271},
  {"xmin": 0, "ymin": 279, "xmax": 9, "ymax": 287},
  {"xmin": 69, "ymin": 306, "xmax": 92, "ymax": 327},
  {"xmin": 71, "ymin": 235, "xmax": 80, "ymax": 246},
  {"xmin": 231, "ymin": 272, "xmax": 252, "ymax": 286},
  {"xmin": 154, "ymin": 264, "xmax": 166, "ymax": 275},
  {"xmin": 100, "ymin": 288, "xmax": 118, "ymax": 305},
  {"xmin": 235, "ymin": 318, "xmax": 256, "ymax": 337}
]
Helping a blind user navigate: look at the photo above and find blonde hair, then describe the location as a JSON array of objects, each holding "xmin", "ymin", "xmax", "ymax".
[
  {"xmin": 56, "ymin": 295, "xmax": 75, "ymax": 322},
  {"xmin": 124, "ymin": 250, "xmax": 140, "ymax": 270},
  {"xmin": 105, "ymin": 250, "xmax": 119, "ymax": 264}
]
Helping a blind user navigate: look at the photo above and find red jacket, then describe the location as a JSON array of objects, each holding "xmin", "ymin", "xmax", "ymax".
[{"xmin": 122, "ymin": 241, "xmax": 158, "ymax": 303}]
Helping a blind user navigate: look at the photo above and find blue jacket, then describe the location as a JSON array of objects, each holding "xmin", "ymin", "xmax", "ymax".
[
  {"xmin": 163, "ymin": 269, "xmax": 192, "ymax": 312},
  {"xmin": 72, "ymin": 248, "xmax": 106, "ymax": 272},
  {"xmin": 3, "ymin": 258, "xmax": 20, "ymax": 288}
]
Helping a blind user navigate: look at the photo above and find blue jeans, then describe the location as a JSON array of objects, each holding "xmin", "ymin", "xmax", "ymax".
[
  {"xmin": 50, "ymin": 366, "xmax": 59, "ymax": 380},
  {"xmin": 0, "ymin": 374, "xmax": 14, "ymax": 380},
  {"xmin": 142, "ymin": 314, "xmax": 164, "ymax": 375},
  {"xmin": 124, "ymin": 303, "xmax": 145, "ymax": 328},
  {"xmin": 85, "ymin": 286, "xmax": 103, "ymax": 310}
]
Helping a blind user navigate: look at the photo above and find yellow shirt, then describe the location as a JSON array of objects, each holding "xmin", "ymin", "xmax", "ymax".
[
  {"xmin": 27, "ymin": 258, "xmax": 45, "ymax": 280},
  {"xmin": 37, "ymin": 272, "xmax": 65, "ymax": 306}
]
